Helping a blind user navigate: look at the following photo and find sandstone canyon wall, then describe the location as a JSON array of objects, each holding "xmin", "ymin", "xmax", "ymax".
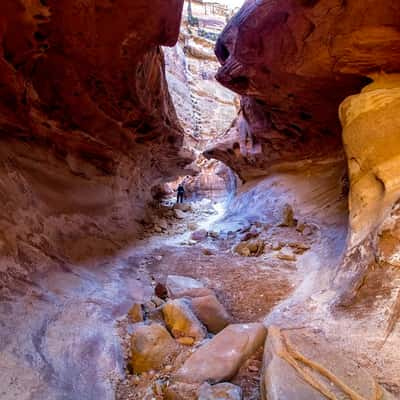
[
  {"xmin": 210, "ymin": 0, "xmax": 400, "ymax": 300},
  {"xmin": 164, "ymin": 1, "xmax": 240, "ymax": 199},
  {"xmin": 205, "ymin": 2, "xmax": 400, "ymax": 395},
  {"xmin": 0, "ymin": 0, "xmax": 192, "ymax": 291}
]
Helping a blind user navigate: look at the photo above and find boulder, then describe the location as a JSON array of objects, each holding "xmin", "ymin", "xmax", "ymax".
[
  {"xmin": 162, "ymin": 299, "xmax": 207, "ymax": 342},
  {"xmin": 198, "ymin": 382, "xmax": 242, "ymax": 400},
  {"xmin": 175, "ymin": 323, "xmax": 267, "ymax": 384},
  {"xmin": 165, "ymin": 382, "xmax": 198, "ymax": 400},
  {"xmin": 190, "ymin": 229, "xmax": 208, "ymax": 242},
  {"xmin": 130, "ymin": 323, "xmax": 178, "ymax": 374},
  {"xmin": 191, "ymin": 294, "xmax": 231, "ymax": 334},
  {"xmin": 261, "ymin": 326, "xmax": 395, "ymax": 400},
  {"xmin": 166, "ymin": 275, "xmax": 213, "ymax": 299}
]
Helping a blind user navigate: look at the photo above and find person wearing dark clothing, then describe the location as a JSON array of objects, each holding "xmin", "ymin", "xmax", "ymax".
[{"xmin": 177, "ymin": 184, "xmax": 185, "ymax": 203}]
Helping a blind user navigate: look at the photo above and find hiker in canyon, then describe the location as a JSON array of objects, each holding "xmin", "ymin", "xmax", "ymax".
[{"xmin": 177, "ymin": 183, "xmax": 185, "ymax": 203}]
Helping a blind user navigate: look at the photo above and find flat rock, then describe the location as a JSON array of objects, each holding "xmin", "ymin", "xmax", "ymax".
[
  {"xmin": 261, "ymin": 326, "xmax": 395, "ymax": 400},
  {"xmin": 162, "ymin": 299, "xmax": 207, "ymax": 342},
  {"xmin": 198, "ymin": 382, "xmax": 243, "ymax": 400},
  {"xmin": 191, "ymin": 294, "xmax": 231, "ymax": 334},
  {"xmin": 175, "ymin": 323, "xmax": 267, "ymax": 384},
  {"xmin": 166, "ymin": 275, "xmax": 213, "ymax": 299},
  {"xmin": 130, "ymin": 323, "xmax": 178, "ymax": 374}
]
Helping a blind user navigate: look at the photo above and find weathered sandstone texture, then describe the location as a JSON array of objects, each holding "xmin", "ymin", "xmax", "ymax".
[
  {"xmin": 207, "ymin": 0, "xmax": 400, "ymax": 181},
  {"xmin": 164, "ymin": 1, "xmax": 239, "ymax": 197},
  {"xmin": 335, "ymin": 74, "xmax": 400, "ymax": 304},
  {"xmin": 0, "ymin": 0, "xmax": 192, "ymax": 288}
]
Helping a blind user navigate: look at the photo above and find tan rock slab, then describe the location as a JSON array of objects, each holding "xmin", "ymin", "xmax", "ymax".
[
  {"xmin": 261, "ymin": 326, "xmax": 395, "ymax": 400},
  {"xmin": 130, "ymin": 323, "xmax": 178, "ymax": 374},
  {"xmin": 175, "ymin": 323, "xmax": 267, "ymax": 384},
  {"xmin": 198, "ymin": 382, "xmax": 243, "ymax": 400}
]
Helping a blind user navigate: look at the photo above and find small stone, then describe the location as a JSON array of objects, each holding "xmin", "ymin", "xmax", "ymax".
[
  {"xmin": 191, "ymin": 294, "xmax": 231, "ymax": 334},
  {"xmin": 174, "ymin": 203, "xmax": 192, "ymax": 212},
  {"xmin": 177, "ymin": 337, "xmax": 195, "ymax": 346},
  {"xmin": 174, "ymin": 209, "xmax": 186, "ymax": 219},
  {"xmin": 279, "ymin": 204, "xmax": 297, "ymax": 227},
  {"xmin": 276, "ymin": 253, "xmax": 297, "ymax": 262},
  {"xmin": 248, "ymin": 365, "xmax": 259, "ymax": 372},
  {"xmin": 151, "ymin": 295, "xmax": 165, "ymax": 307},
  {"xmin": 233, "ymin": 240, "xmax": 264, "ymax": 257},
  {"xmin": 190, "ymin": 229, "xmax": 208, "ymax": 242},
  {"xmin": 198, "ymin": 382, "xmax": 243, "ymax": 400},
  {"xmin": 187, "ymin": 223, "xmax": 198, "ymax": 231},
  {"xmin": 128, "ymin": 303, "xmax": 144, "ymax": 323},
  {"xmin": 202, "ymin": 248, "xmax": 214, "ymax": 256},
  {"xmin": 271, "ymin": 241, "xmax": 284, "ymax": 251},
  {"xmin": 209, "ymin": 231, "xmax": 219, "ymax": 239}
]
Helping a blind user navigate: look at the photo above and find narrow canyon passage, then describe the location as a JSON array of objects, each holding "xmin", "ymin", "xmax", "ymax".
[{"xmin": 1, "ymin": 1, "xmax": 400, "ymax": 400}]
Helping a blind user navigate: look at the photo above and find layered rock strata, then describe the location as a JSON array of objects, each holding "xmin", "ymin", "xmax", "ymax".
[
  {"xmin": 0, "ymin": 0, "xmax": 192, "ymax": 288},
  {"xmin": 164, "ymin": 1, "xmax": 239, "ymax": 197},
  {"xmin": 207, "ymin": 0, "xmax": 400, "ymax": 181}
]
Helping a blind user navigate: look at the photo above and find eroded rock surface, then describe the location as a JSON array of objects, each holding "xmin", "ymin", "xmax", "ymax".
[
  {"xmin": 261, "ymin": 327, "xmax": 394, "ymax": 400},
  {"xmin": 0, "ymin": 0, "xmax": 192, "ymax": 290},
  {"xmin": 207, "ymin": 0, "xmax": 400, "ymax": 181}
]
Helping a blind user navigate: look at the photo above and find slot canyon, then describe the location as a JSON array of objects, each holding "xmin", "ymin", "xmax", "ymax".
[{"xmin": 1, "ymin": 0, "xmax": 400, "ymax": 399}]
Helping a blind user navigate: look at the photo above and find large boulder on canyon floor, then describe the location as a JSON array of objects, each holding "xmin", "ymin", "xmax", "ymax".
[
  {"xmin": 166, "ymin": 275, "xmax": 213, "ymax": 299},
  {"xmin": 174, "ymin": 323, "xmax": 267, "ymax": 384},
  {"xmin": 162, "ymin": 299, "xmax": 207, "ymax": 343},
  {"xmin": 191, "ymin": 294, "xmax": 232, "ymax": 334},
  {"xmin": 130, "ymin": 323, "xmax": 178, "ymax": 374}
]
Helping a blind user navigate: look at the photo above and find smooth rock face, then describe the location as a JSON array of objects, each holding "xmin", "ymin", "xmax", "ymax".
[
  {"xmin": 175, "ymin": 323, "xmax": 267, "ymax": 384},
  {"xmin": 191, "ymin": 295, "xmax": 231, "ymax": 334},
  {"xmin": 130, "ymin": 323, "xmax": 178, "ymax": 374},
  {"xmin": 198, "ymin": 382, "xmax": 243, "ymax": 400},
  {"xmin": 162, "ymin": 299, "xmax": 207, "ymax": 342},
  {"xmin": 206, "ymin": 0, "xmax": 400, "ymax": 181},
  {"xmin": 261, "ymin": 326, "xmax": 391, "ymax": 400}
]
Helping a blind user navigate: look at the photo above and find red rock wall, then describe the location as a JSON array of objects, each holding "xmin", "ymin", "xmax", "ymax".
[
  {"xmin": 207, "ymin": 0, "xmax": 400, "ymax": 181},
  {"xmin": 0, "ymin": 0, "xmax": 193, "ymax": 289}
]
